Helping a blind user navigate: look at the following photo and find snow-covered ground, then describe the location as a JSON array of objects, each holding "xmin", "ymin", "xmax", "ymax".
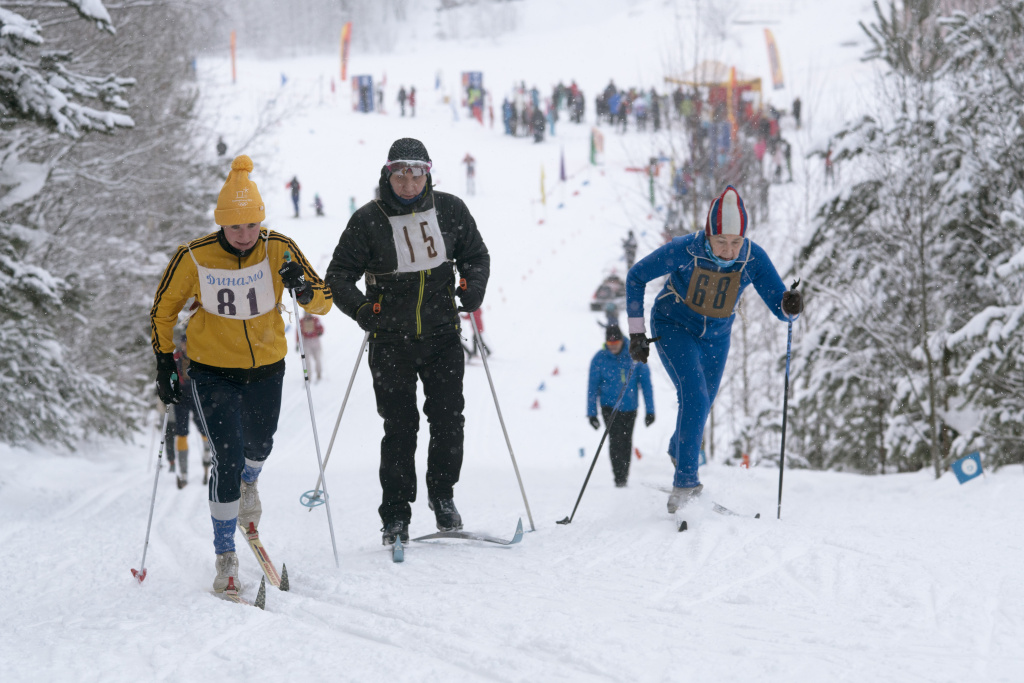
[{"xmin": 2, "ymin": 1, "xmax": 1023, "ymax": 681}]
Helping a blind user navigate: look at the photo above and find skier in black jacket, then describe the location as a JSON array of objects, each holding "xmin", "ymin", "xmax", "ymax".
[{"xmin": 325, "ymin": 138, "xmax": 490, "ymax": 546}]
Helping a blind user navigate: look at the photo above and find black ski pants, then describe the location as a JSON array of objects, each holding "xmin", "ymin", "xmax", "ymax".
[
  {"xmin": 369, "ymin": 334, "xmax": 465, "ymax": 524},
  {"xmin": 601, "ymin": 405, "xmax": 637, "ymax": 485}
]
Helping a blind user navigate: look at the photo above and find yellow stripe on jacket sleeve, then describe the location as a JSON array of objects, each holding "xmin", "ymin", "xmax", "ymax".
[{"xmin": 150, "ymin": 245, "xmax": 198, "ymax": 354}]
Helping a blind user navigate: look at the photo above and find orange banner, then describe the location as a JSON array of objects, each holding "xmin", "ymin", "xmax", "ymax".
[
  {"xmin": 340, "ymin": 22, "xmax": 352, "ymax": 81},
  {"xmin": 765, "ymin": 29, "xmax": 784, "ymax": 90}
]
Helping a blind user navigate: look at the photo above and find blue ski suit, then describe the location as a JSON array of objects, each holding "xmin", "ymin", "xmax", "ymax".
[
  {"xmin": 626, "ymin": 232, "xmax": 789, "ymax": 488},
  {"xmin": 586, "ymin": 340, "xmax": 654, "ymax": 418}
]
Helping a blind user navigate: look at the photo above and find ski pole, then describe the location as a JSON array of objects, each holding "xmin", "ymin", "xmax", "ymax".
[
  {"xmin": 303, "ymin": 330, "xmax": 369, "ymax": 508},
  {"xmin": 285, "ymin": 252, "xmax": 340, "ymax": 567},
  {"xmin": 557, "ymin": 363, "xmax": 637, "ymax": 525},
  {"xmin": 132, "ymin": 404, "xmax": 172, "ymax": 583},
  {"xmin": 777, "ymin": 281, "xmax": 799, "ymax": 520},
  {"xmin": 464, "ymin": 284, "xmax": 536, "ymax": 531}
]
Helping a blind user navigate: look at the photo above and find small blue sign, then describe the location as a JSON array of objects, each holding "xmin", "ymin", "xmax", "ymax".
[{"xmin": 952, "ymin": 452, "xmax": 983, "ymax": 484}]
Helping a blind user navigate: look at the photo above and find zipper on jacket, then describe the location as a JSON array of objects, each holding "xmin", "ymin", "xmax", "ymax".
[
  {"xmin": 415, "ymin": 270, "xmax": 427, "ymax": 336},
  {"xmin": 375, "ymin": 294, "xmax": 383, "ymax": 339}
]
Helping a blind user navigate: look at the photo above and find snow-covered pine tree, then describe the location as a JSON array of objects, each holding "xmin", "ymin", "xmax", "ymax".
[
  {"xmin": 790, "ymin": 0, "xmax": 973, "ymax": 476},
  {"xmin": 21, "ymin": 1, "xmax": 220, "ymax": 408},
  {"xmin": 938, "ymin": 0, "xmax": 1024, "ymax": 469},
  {"xmin": 0, "ymin": 0, "xmax": 135, "ymax": 447}
]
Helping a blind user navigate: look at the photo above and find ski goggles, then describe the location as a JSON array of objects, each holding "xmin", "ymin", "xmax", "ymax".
[{"xmin": 385, "ymin": 160, "xmax": 432, "ymax": 177}]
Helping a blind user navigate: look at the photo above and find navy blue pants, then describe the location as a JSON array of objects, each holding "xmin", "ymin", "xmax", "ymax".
[
  {"xmin": 368, "ymin": 334, "xmax": 465, "ymax": 525},
  {"xmin": 190, "ymin": 368, "xmax": 284, "ymax": 516},
  {"xmin": 652, "ymin": 319, "xmax": 730, "ymax": 489}
]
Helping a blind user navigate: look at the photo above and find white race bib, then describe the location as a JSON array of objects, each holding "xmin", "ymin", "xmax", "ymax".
[
  {"xmin": 387, "ymin": 207, "xmax": 448, "ymax": 272},
  {"xmin": 191, "ymin": 254, "xmax": 276, "ymax": 321}
]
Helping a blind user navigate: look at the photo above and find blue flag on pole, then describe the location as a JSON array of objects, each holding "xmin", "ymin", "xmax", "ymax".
[{"xmin": 951, "ymin": 452, "xmax": 983, "ymax": 484}]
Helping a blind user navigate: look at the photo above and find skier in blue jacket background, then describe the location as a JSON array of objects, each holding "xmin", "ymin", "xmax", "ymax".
[
  {"xmin": 586, "ymin": 324, "xmax": 655, "ymax": 487},
  {"xmin": 624, "ymin": 186, "xmax": 803, "ymax": 513}
]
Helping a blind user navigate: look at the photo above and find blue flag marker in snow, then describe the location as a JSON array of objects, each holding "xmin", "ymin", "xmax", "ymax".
[
  {"xmin": 952, "ymin": 452, "xmax": 983, "ymax": 484},
  {"xmin": 538, "ymin": 382, "xmax": 545, "ymax": 391},
  {"xmin": 579, "ymin": 447, "xmax": 585, "ymax": 458},
  {"xmin": 559, "ymin": 344, "xmax": 566, "ymax": 352}
]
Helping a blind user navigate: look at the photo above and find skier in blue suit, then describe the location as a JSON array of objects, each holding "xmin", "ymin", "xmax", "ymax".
[
  {"xmin": 586, "ymin": 324, "xmax": 655, "ymax": 487},
  {"xmin": 624, "ymin": 186, "xmax": 803, "ymax": 513}
]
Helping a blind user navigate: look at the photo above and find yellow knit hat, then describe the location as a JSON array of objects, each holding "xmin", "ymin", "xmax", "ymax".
[{"xmin": 214, "ymin": 155, "xmax": 265, "ymax": 226}]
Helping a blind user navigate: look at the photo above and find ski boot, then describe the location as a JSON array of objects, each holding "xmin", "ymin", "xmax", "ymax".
[
  {"xmin": 428, "ymin": 498, "xmax": 463, "ymax": 532},
  {"xmin": 667, "ymin": 484, "xmax": 703, "ymax": 513},
  {"xmin": 238, "ymin": 478, "xmax": 262, "ymax": 532},
  {"xmin": 213, "ymin": 551, "xmax": 243, "ymax": 593},
  {"xmin": 381, "ymin": 520, "xmax": 409, "ymax": 546}
]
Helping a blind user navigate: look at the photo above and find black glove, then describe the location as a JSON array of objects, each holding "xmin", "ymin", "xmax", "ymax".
[
  {"xmin": 782, "ymin": 289, "xmax": 803, "ymax": 317},
  {"xmin": 645, "ymin": 413, "xmax": 655, "ymax": 427},
  {"xmin": 155, "ymin": 353, "xmax": 181, "ymax": 405},
  {"xmin": 356, "ymin": 302, "xmax": 380, "ymax": 333},
  {"xmin": 629, "ymin": 333, "xmax": 658, "ymax": 364},
  {"xmin": 279, "ymin": 261, "xmax": 313, "ymax": 304},
  {"xmin": 457, "ymin": 284, "xmax": 484, "ymax": 312},
  {"xmin": 588, "ymin": 415, "xmax": 601, "ymax": 430}
]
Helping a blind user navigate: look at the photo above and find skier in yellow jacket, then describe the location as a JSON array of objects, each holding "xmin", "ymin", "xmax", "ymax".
[{"xmin": 150, "ymin": 155, "xmax": 331, "ymax": 594}]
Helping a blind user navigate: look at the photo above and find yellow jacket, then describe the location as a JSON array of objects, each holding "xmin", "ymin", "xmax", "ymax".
[{"xmin": 151, "ymin": 229, "xmax": 331, "ymax": 370}]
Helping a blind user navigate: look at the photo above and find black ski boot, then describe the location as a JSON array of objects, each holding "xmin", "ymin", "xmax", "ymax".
[
  {"xmin": 381, "ymin": 520, "xmax": 409, "ymax": 546},
  {"xmin": 428, "ymin": 499, "xmax": 463, "ymax": 531}
]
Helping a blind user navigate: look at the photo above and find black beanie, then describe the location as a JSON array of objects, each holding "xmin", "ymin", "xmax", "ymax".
[
  {"xmin": 606, "ymin": 324, "xmax": 624, "ymax": 342},
  {"xmin": 388, "ymin": 138, "xmax": 431, "ymax": 162}
]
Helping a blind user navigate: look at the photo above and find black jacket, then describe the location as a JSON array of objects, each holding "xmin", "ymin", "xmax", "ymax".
[{"xmin": 326, "ymin": 172, "xmax": 490, "ymax": 342}]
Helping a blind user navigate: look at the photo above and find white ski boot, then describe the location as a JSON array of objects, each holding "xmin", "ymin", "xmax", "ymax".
[
  {"xmin": 667, "ymin": 484, "xmax": 703, "ymax": 513},
  {"xmin": 213, "ymin": 551, "xmax": 243, "ymax": 593},
  {"xmin": 238, "ymin": 479, "xmax": 262, "ymax": 532}
]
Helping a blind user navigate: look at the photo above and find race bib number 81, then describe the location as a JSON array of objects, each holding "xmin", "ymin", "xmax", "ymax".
[{"xmin": 195, "ymin": 259, "xmax": 276, "ymax": 321}]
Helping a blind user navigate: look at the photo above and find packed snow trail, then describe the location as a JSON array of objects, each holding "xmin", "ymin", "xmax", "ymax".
[{"xmin": 3, "ymin": 2, "xmax": 1024, "ymax": 681}]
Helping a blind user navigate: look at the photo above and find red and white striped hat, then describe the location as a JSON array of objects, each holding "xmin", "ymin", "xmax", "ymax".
[{"xmin": 704, "ymin": 185, "xmax": 748, "ymax": 237}]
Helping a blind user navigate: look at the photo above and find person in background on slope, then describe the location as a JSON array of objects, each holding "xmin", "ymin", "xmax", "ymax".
[
  {"xmin": 151, "ymin": 155, "xmax": 332, "ymax": 594},
  {"xmin": 314, "ymin": 193, "xmax": 324, "ymax": 217},
  {"xmin": 397, "ymin": 86, "xmax": 407, "ymax": 117},
  {"xmin": 216, "ymin": 136, "xmax": 227, "ymax": 157},
  {"xmin": 625, "ymin": 186, "xmax": 802, "ymax": 513},
  {"xmin": 325, "ymin": 138, "xmax": 490, "ymax": 547},
  {"xmin": 622, "ymin": 229, "xmax": 638, "ymax": 270},
  {"xmin": 287, "ymin": 176, "xmax": 300, "ymax": 218},
  {"xmin": 296, "ymin": 312, "xmax": 325, "ymax": 382},
  {"xmin": 586, "ymin": 324, "xmax": 655, "ymax": 488},
  {"xmin": 409, "ymin": 86, "xmax": 416, "ymax": 117},
  {"xmin": 462, "ymin": 153, "xmax": 476, "ymax": 195},
  {"xmin": 461, "ymin": 308, "xmax": 489, "ymax": 361},
  {"xmin": 164, "ymin": 327, "xmax": 212, "ymax": 488}
]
